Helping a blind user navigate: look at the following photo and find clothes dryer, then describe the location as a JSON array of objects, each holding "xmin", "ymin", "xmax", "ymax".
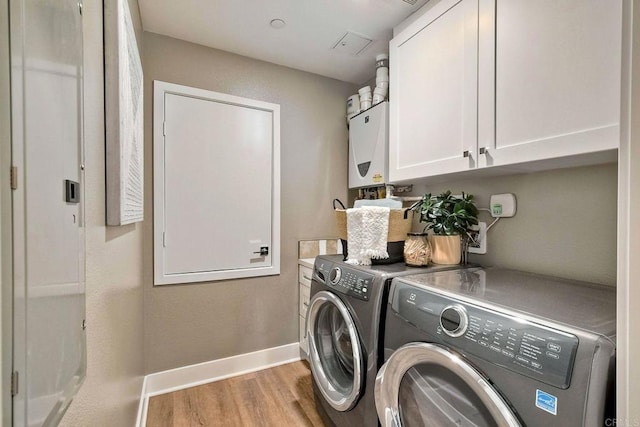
[
  {"xmin": 306, "ymin": 255, "xmax": 467, "ymax": 426},
  {"xmin": 375, "ymin": 267, "xmax": 616, "ymax": 427}
]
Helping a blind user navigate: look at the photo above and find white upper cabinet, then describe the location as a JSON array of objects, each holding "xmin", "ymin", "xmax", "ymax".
[
  {"xmin": 390, "ymin": 0, "xmax": 622, "ymax": 182},
  {"xmin": 477, "ymin": 0, "xmax": 622, "ymax": 168},
  {"xmin": 389, "ymin": 0, "xmax": 478, "ymax": 182}
]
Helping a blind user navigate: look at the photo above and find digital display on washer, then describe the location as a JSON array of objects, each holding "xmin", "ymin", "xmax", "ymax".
[
  {"xmin": 327, "ymin": 266, "xmax": 373, "ymax": 301},
  {"xmin": 392, "ymin": 284, "xmax": 579, "ymax": 389}
]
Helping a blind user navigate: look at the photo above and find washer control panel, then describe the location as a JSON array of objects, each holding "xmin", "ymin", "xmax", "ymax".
[
  {"xmin": 393, "ymin": 283, "xmax": 579, "ymax": 389},
  {"xmin": 326, "ymin": 266, "xmax": 373, "ymax": 301}
]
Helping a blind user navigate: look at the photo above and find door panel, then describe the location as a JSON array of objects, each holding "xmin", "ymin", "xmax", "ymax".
[
  {"xmin": 478, "ymin": 0, "xmax": 622, "ymax": 167},
  {"xmin": 164, "ymin": 94, "xmax": 272, "ymax": 274},
  {"xmin": 10, "ymin": 0, "xmax": 86, "ymax": 425},
  {"xmin": 153, "ymin": 81, "xmax": 281, "ymax": 285},
  {"xmin": 389, "ymin": 0, "xmax": 478, "ymax": 182}
]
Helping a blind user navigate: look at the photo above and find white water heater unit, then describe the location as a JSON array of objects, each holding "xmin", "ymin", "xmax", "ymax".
[{"xmin": 348, "ymin": 101, "xmax": 388, "ymax": 189}]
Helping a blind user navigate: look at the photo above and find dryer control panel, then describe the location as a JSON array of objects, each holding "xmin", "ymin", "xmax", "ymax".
[
  {"xmin": 392, "ymin": 283, "xmax": 579, "ymax": 389},
  {"xmin": 327, "ymin": 266, "xmax": 373, "ymax": 301}
]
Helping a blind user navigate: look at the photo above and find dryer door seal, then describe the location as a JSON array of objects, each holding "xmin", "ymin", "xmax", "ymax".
[
  {"xmin": 375, "ymin": 342, "xmax": 522, "ymax": 427},
  {"xmin": 306, "ymin": 290, "xmax": 364, "ymax": 411}
]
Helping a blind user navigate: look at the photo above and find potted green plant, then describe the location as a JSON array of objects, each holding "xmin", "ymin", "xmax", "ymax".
[{"xmin": 419, "ymin": 191, "xmax": 479, "ymax": 264}]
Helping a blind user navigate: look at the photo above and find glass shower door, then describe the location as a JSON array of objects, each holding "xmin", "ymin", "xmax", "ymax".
[{"xmin": 10, "ymin": 0, "xmax": 86, "ymax": 425}]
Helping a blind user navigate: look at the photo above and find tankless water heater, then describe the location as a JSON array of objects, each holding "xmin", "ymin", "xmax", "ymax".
[{"xmin": 348, "ymin": 101, "xmax": 388, "ymax": 189}]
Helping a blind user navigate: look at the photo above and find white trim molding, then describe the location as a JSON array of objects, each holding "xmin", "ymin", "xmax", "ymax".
[{"xmin": 136, "ymin": 343, "xmax": 300, "ymax": 427}]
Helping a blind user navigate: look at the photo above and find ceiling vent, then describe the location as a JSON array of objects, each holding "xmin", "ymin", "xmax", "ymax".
[{"xmin": 331, "ymin": 32, "xmax": 373, "ymax": 56}]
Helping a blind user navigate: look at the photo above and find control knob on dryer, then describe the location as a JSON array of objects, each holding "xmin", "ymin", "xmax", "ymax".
[
  {"xmin": 440, "ymin": 305, "xmax": 468, "ymax": 337},
  {"xmin": 329, "ymin": 267, "xmax": 341, "ymax": 285}
]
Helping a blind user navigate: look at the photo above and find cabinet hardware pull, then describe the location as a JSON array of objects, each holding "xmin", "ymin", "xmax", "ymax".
[
  {"xmin": 303, "ymin": 274, "xmax": 312, "ymax": 281},
  {"xmin": 303, "ymin": 302, "xmax": 309, "ymax": 307},
  {"xmin": 479, "ymin": 147, "xmax": 488, "ymax": 155},
  {"xmin": 463, "ymin": 150, "xmax": 470, "ymax": 158},
  {"xmin": 252, "ymin": 246, "xmax": 269, "ymax": 256}
]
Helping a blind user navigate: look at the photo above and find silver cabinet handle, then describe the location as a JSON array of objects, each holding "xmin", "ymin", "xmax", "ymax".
[
  {"xmin": 303, "ymin": 274, "xmax": 312, "ymax": 281},
  {"xmin": 463, "ymin": 150, "xmax": 470, "ymax": 158},
  {"xmin": 303, "ymin": 302, "xmax": 309, "ymax": 307},
  {"xmin": 479, "ymin": 147, "xmax": 488, "ymax": 155}
]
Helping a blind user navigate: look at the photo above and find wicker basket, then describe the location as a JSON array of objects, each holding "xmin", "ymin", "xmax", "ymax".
[{"xmin": 334, "ymin": 208, "xmax": 414, "ymax": 241}]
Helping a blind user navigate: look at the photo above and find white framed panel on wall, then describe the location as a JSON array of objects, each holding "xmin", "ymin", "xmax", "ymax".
[{"xmin": 153, "ymin": 81, "xmax": 281, "ymax": 285}]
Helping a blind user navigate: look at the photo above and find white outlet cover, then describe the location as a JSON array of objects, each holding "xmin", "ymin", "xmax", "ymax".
[{"xmin": 468, "ymin": 222, "xmax": 487, "ymax": 254}]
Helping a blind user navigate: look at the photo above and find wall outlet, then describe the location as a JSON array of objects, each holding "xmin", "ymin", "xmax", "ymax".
[{"xmin": 468, "ymin": 222, "xmax": 487, "ymax": 254}]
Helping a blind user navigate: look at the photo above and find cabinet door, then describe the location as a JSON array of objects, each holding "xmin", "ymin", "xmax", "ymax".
[
  {"xmin": 478, "ymin": 0, "xmax": 622, "ymax": 168},
  {"xmin": 389, "ymin": 0, "xmax": 478, "ymax": 182},
  {"xmin": 154, "ymin": 82, "xmax": 280, "ymax": 285}
]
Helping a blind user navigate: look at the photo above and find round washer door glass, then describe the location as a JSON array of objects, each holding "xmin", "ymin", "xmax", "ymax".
[
  {"xmin": 375, "ymin": 343, "xmax": 521, "ymax": 427},
  {"xmin": 306, "ymin": 290, "xmax": 363, "ymax": 412},
  {"xmin": 399, "ymin": 364, "xmax": 498, "ymax": 426}
]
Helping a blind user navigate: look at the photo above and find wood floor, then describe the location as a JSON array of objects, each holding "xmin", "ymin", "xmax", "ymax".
[{"xmin": 146, "ymin": 361, "xmax": 327, "ymax": 427}]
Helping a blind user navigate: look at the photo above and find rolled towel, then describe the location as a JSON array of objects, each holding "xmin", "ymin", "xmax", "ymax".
[{"xmin": 345, "ymin": 206, "xmax": 390, "ymax": 266}]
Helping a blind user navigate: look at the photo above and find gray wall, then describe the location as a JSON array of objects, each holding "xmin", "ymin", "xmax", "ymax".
[
  {"xmin": 143, "ymin": 32, "xmax": 354, "ymax": 373},
  {"xmin": 410, "ymin": 163, "xmax": 618, "ymax": 286},
  {"xmin": 61, "ymin": 0, "xmax": 145, "ymax": 425}
]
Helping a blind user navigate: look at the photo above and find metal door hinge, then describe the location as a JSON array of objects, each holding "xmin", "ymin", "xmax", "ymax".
[
  {"xmin": 163, "ymin": 121, "xmax": 166, "ymax": 136},
  {"xmin": 10, "ymin": 166, "xmax": 17, "ymax": 190},
  {"xmin": 162, "ymin": 232, "xmax": 166, "ymax": 247},
  {"xmin": 11, "ymin": 372, "xmax": 18, "ymax": 396},
  {"xmin": 78, "ymin": 1, "xmax": 82, "ymax": 15}
]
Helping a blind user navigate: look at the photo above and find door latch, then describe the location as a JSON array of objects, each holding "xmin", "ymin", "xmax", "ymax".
[
  {"xmin": 65, "ymin": 180, "xmax": 80, "ymax": 203},
  {"xmin": 253, "ymin": 246, "xmax": 269, "ymax": 256}
]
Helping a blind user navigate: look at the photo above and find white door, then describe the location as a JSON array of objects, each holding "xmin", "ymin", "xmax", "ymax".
[
  {"xmin": 477, "ymin": 0, "xmax": 622, "ymax": 168},
  {"xmin": 154, "ymin": 82, "xmax": 281, "ymax": 285},
  {"xmin": 10, "ymin": 0, "xmax": 86, "ymax": 425},
  {"xmin": 389, "ymin": 0, "xmax": 478, "ymax": 183}
]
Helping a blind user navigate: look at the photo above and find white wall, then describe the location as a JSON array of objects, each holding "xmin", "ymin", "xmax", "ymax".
[{"xmin": 617, "ymin": 0, "xmax": 640, "ymax": 421}]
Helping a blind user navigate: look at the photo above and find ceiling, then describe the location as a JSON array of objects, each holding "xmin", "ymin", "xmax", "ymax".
[{"xmin": 138, "ymin": 0, "xmax": 429, "ymax": 85}]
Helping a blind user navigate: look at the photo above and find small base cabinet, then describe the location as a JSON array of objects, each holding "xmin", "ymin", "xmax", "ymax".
[
  {"xmin": 298, "ymin": 263, "xmax": 313, "ymax": 358},
  {"xmin": 297, "ymin": 239, "xmax": 342, "ymax": 359}
]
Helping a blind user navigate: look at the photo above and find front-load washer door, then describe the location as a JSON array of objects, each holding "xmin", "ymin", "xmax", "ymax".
[
  {"xmin": 375, "ymin": 343, "xmax": 522, "ymax": 427},
  {"xmin": 306, "ymin": 290, "xmax": 364, "ymax": 412}
]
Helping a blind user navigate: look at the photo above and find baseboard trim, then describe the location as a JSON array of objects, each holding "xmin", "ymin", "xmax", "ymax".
[
  {"xmin": 136, "ymin": 342, "xmax": 300, "ymax": 426},
  {"xmin": 135, "ymin": 375, "xmax": 148, "ymax": 427}
]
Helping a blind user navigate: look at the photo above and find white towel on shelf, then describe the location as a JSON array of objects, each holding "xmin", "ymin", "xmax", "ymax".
[{"xmin": 345, "ymin": 206, "xmax": 390, "ymax": 266}]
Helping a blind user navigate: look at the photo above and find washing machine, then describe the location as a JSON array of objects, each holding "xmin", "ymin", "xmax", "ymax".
[
  {"xmin": 375, "ymin": 267, "xmax": 616, "ymax": 427},
  {"xmin": 305, "ymin": 255, "xmax": 469, "ymax": 426}
]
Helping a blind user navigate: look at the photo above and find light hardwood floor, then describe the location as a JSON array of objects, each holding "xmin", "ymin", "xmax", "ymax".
[{"xmin": 146, "ymin": 361, "xmax": 327, "ymax": 427}]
